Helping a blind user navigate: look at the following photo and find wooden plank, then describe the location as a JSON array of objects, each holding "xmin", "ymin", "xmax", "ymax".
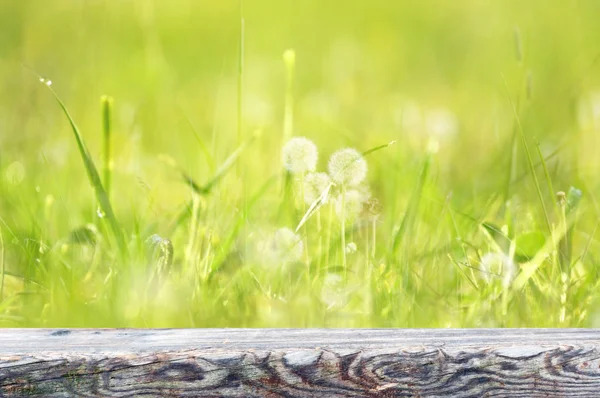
[{"xmin": 0, "ymin": 329, "xmax": 598, "ymax": 397}]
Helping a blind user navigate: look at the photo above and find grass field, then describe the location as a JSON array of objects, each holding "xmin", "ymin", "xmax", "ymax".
[{"xmin": 2, "ymin": 0, "xmax": 600, "ymax": 327}]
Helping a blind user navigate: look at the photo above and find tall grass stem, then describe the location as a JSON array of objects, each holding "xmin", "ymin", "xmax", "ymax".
[{"xmin": 101, "ymin": 95, "xmax": 113, "ymax": 200}]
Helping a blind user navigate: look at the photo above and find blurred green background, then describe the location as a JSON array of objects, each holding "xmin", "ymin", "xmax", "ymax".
[{"xmin": 1, "ymin": 0, "xmax": 600, "ymax": 327}]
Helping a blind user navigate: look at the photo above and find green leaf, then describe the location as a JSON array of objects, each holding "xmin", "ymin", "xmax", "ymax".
[
  {"xmin": 515, "ymin": 231, "xmax": 546, "ymax": 262},
  {"xmin": 42, "ymin": 83, "xmax": 127, "ymax": 257},
  {"xmin": 172, "ymin": 130, "xmax": 260, "ymax": 196},
  {"xmin": 68, "ymin": 224, "xmax": 100, "ymax": 245},
  {"xmin": 482, "ymin": 222, "xmax": 511, "ymax": 254}
]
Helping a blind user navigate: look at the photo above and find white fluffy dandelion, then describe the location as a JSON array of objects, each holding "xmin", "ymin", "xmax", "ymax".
[
  {"xmin": 320, "ymin": 273, "xmax": 348, "ymax": 309},
  {"xmin": 303, "ymin": 172, "xmax": 332, "ymax": 205},
  {"xmin": 345, "ymin": 242, "xmax": 357, "ymax": 254},
  {"xmin": 480, "ymin": 253, "xmax": 516, "ymax": 288},
  {"xmin": 334, "ymin": 189, "xmax": 367, "ymax": 223},
  {"xmin": 282, "ymin": 137, "xmax": 318, "ymax": 174},
  {"xmin": 266, "ymin": 227, "xmax": 304, "ymax": 265},
  {"xmin": 328, "ymin": 148, "xmax": 367, "ymax": 186},
  {"xmin": 362, "ymin": 197, "xmax": 383, "ymax": 221}
]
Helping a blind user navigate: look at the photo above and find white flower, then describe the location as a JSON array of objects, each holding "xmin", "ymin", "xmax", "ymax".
[
  {"xmin": 363, "ymin": 197, "xmax": 383, "ymax": 221},
  {"xmin": 334, "ymin": 189, "xmax": 367, "ymax": 223},
  {"xmin": 320, "ymin": 273, "xmax": 348, "ymax": 309},
  {"xmin": 345, "ymin": 242, "xmax": 357, "ymax": 254},
  {"xmin": 282, "ymin": 137, "xmax": 318, "ymax": 174},
  {"xmin": 303, "ymin": 172, "xmax": 332, "ymax": 205},
  {"xmin": 263, "ymin": 227, "xmax": 304, "ymax": 265},
  {"xmin": 328, "ymin": 148, "xmax": 367, "ymax": 186},
  {"xmin": 480, "ymin": 253, "xmax": 516, "ymax": 288}
]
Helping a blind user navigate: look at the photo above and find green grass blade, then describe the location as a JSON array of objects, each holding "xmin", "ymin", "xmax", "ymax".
[
  {"xmin": 390, "ymin": 148, "xmax": 433, "ymax": 253},
  {"xmin": 101, "ymin": 95, "xmax": 113, "ymax": 200},
  {"xmin": 174, "ymin": 131, "xmax": 260, "ymax": 196},
  {"xmin": 502, "ymin": 74, "xmax": 552, "ymax": 236},
  {"xmin": 202, "ymin": 131, "xmax": 258, "ymax": 194},
  {"xmin": 361, "ymin": 140, "xmax": 396, "ymax": 157},
  {"xmin": 535, "ymin": 141, "xmax": 557, "ymax": 213},
  {"xmin": 182, "ymin": 112, "xmax": 216, "ymax": 172},
  {"xmin": 512, "ymin": 196, "xmax": 580, "ymax": 290},
  {"xmin": 43, "ymin": 83, "xmax": 127, "ymax": 256},
  {"xmin": 559, "ymin": 187, "xmax": 583, "ymax": 271},
  {"xmin": 237, "ymin": 6, "xmax": 245, "ymax": 176},
  {"xmin": 209, "ymin": 174, "xmax": 277, "ymax": 278},
  {"xmin": 0, "ymin": 227, "xmax": 4, "ymax": 302},
  {"xmin": 295, "ymin": 182, "xmax": 333, "ymax": 233}
]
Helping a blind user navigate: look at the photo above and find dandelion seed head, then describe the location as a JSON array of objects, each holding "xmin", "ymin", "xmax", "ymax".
[
  {"xmin": 320, "ymin": 273, "xmax": 347, "ymax": 309},
  {"xmin": 363, "ymin": 197, "xmax": 383, "ymax": 220},
  {"xmin": 260, "ymin": 227, "xmax": 304, "ymax": 265},
  {"xmin": 480, "ymin": 253, "xmax": 516, "ymax": 288},
  {"xmin": 320, "ymin": 272, "xmax": 359, "ymax": 310},
  {"xmin": 346, "ymin": 242, "xmax": 357, "ymax": 254},
  {"xmin": 303, "ymin": 172, "xmax": 332, "ymax": 205},
  {"xmin": 334, "ymin": 189, "xmax": 366, "ymax": 223},
  {"xmin": 328, "ymin": 148, "xmax": 367, "ymax": 186},
  {"xmin": 282, "ymin": 137, "xmax": 318, "ymax": 174}
]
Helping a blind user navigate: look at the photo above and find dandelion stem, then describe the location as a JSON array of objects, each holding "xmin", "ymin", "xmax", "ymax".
[
  {"xmin": 341, "ymin": 184, "xmax": 347, "ymax": 277},
  {"xmin": 371, "ymin": 219, "xmax": 377, "ymax": 259},
  {"xmin": 326, "ymin": 201, "xmax": 334, "ymax": 269},
  {"xmin": 365, "ymin": 227, "xmax": 373, "ymax": 319},
  {"xmin": 185, "ymin": 193, "xmax": 201, "ymax": 275},
  {"xmin": 559, "ymin": 194, "xmax": 569, "ymax": 324},
  {"xmin": 300, "ymin": 172, "xmax": 310, "ymax": 277},
  {"xmin": 316, "ymin": 211, "xmax": 322, "ymax": 279}
]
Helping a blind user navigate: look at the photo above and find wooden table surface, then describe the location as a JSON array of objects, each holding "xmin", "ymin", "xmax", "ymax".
[{"xmin": 0, "ymin": 329, "xmax": 598, "ymax": 397}]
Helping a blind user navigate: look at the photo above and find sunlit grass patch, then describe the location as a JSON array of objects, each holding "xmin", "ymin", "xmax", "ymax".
[{"xmin": 1, "ymin": 0, "xmax": 600, "ymax": 328}]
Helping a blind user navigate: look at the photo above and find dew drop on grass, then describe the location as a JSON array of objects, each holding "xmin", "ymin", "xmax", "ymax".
[{"xmin": 96, "ymin": 207, "xmax": 105, "ymax": 218}]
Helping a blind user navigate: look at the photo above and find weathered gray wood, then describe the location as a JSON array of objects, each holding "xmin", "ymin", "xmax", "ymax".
[{"xmin": 0, "ymin": 329, "xmax": 599, "ymax": 397}]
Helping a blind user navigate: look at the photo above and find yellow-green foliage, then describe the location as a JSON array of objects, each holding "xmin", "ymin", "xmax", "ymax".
[{"xmin": 1, "ymin": 0, "xmax": 600, "ymax": 327}]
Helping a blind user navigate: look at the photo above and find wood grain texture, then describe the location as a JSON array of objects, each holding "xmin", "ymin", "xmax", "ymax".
[{"xmin": 0, "ymin": 329, "xmax": 599, "ymax": 397}]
